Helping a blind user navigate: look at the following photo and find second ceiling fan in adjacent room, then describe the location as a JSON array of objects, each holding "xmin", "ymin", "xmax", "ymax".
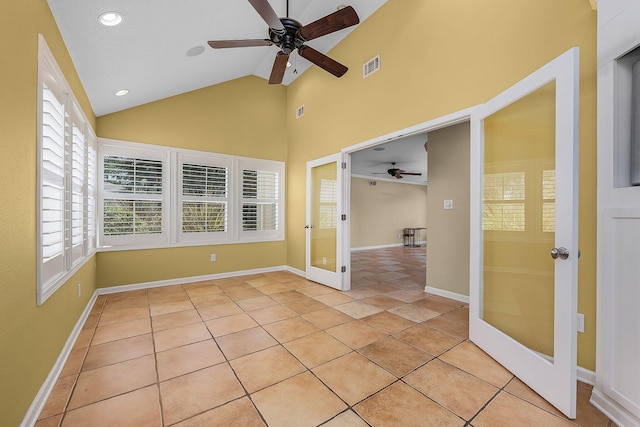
[{"xmin": 207, "ymin": 0, "xmax": 360, "ymax": 84}]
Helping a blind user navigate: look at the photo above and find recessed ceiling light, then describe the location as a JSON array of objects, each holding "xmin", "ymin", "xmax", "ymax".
[
  {"xmin": 114, "ymin": 89, "xmax": 129, "ymax": 97},
  {"xmin": 286, "ymin": 61, "xmax": 292, "ymax": 68},
  {"xmin": 186, "ymin": 46, "xmax": 206, "ymax": 57},
  {"xmin": 99, "ymin": 12, "xmax": 123, "ymax": 27},
  {"xmin": 373, "ymin": 147, "xmax": 386, "ymax": 151}
]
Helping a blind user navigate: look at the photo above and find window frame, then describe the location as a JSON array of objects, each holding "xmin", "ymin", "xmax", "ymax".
[
  {"xmin": 97, "ymin": 138, "xmax": 285, "ymax": 250},
  {"xmin": 99, "ymin": 141, "xmax": 170, "ymax": 247},
  {"xmin": 37, "ymin": 35, "xmax": 96, "ymax": 305},
  {"xmin": 238, "ymin": 158, "xmax": 285, "ymax": 242},
  {"xmin": 178, "ymin": 153, "xmax": 232, "ymax": 243}
]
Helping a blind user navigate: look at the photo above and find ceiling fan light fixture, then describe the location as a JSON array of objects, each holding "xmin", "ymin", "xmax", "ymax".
[
  {"xmin": 98, "ymin": 12, "xmax": 123, "ymax": 27},
  {"xmin": 114, "ymin": 89, "xmax": 129, "ymax": 97}
]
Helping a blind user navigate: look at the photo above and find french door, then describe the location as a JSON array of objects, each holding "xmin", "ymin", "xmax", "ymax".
[
  {"xmin": 305, "ymin": 153, "xmax": 345, "ymax": 290},
  {"xmin": 469, "ymin": 48, "xmax": 580, "ymax": 418}
]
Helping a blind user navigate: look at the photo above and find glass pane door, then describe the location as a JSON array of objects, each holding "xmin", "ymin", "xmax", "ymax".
[
  {"xmin": 306, "ymin": 153, "xmax": 344, "ymax": 290},
  {"xmin": 469, "ymin": 48, "xmax": 579, "ymax": 418}
]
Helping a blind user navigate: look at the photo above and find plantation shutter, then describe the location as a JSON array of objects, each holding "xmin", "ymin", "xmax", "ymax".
[
  {"xmin": 179, "ymin": 155, "xmax": 230, "ymax": 241},
  {"xmin": 86, "ymin": 133, "xmax": 97, "ymax": 250},
  {"xmin": 70, "ymin": 105, "xmax": 85, "ymax": 264},
  {"xmin": 38, "ymin": 35, "xmax": 97, "ymax": 305},
  {"xmin": 40, "ymin": 77, "xmax": 66, "ymax": 287},
  {"xmin": 483, "ymin": 171, "xmax": 526, "ymax": 232},
  {"xmin": 101, "ymin": 146, "xmax": 167, "ymax": 246},
  {"xmin": 239, "ymin": 159, "xmax": 284, "ymax": 241}
]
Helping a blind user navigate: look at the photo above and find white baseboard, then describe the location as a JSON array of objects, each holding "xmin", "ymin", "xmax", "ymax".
[
  {"xmin": 424, "ymin": 286, "xmax": 470, "ymax": 303},
  {"xmin": 285, "ymin": 265, "xmax": 306, "ymax": 278},
  {"xmin": 21, "ymin": 292, "xmax": 98, "ymax": 427},
  {"xmin": 577, "ymin": 366, "xmax": 596, "ymax": 386},
  {"xmin": 96, "ymin": 265, "xmax": 290, "ymax": 295},
  {"xmin": 591, "ymin": 388, "xmax": 640, "ymax": 427},
  {"xmin": 351, "ymin": 243, "xmax": 405, "ymax": 251}
]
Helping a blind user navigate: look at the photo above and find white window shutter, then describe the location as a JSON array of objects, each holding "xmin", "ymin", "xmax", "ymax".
[
  {"xmin": 40, "ymin": 80, "xmax": 66, "ymax": 288},
  {"xmin": 179, "ymin": 155, "xmax": 230, "ymax": 241}
]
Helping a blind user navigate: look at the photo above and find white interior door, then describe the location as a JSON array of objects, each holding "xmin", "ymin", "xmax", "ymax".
[
  {"xmin": 469, "ymin": 47, "xmax": 580, "ymax": 418},
  {"xmin": 305, "ymin": 153, "xmax": 345, "ymax": 290}
]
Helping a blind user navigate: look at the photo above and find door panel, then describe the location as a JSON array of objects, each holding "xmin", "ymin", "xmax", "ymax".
[
  {"xmin": 470, "ymin": 48, "xmax": 579, "ymax": 418},
  {"xmin": 306, "ymin": 154, "xmax": 344, "ymax": 289}
]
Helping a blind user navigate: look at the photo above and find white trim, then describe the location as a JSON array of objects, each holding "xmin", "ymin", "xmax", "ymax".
[
  {"xmin": 591, "ymin": 388, "xmax": 640, "ymax": 427},
  {"xmin": 285, "ymin": 265, "xmax": 306, "ymax": 277},
  {"xmin": 424, "ymin": 286, "xmax": 470, "ymax": 303},
  {"xmin": 351, "ymin": 243, "xmax": 405, "ymax": 251},
  {"xmin": 342, "ymin": 106, "xmax": 478, "ymax": 155},
  {"xmin": 20, "ymin": 291, "xmax": 98, "ymax": 427},
  {"xmin": 577, "ymin": 366, "xmax": 596, "ymax": 386},
  {"xmin": 97, "ymin": 265, "xmax": 291, "ymax": 294}
]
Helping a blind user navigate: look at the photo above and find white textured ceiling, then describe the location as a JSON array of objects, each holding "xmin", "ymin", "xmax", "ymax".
[
  {"xmin": 47, "ymin": 0, "xmax": 387, "ymax": 116},
  {"xmin": 351, "ymin": 133, "xmax": 429, "ymax": 185}
]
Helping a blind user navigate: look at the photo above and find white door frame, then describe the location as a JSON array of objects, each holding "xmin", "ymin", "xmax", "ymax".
[{"xmin": 340, "ymin": 108, "xmax": 478, "ymax": 291}]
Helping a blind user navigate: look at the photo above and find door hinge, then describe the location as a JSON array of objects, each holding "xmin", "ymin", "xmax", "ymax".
[
  {"xmin": 342, "ymin": 162, "xmax": 347, "ymax": 169},
  {"xmin": 341, "ymin": 266, "xmax": 347, "ymax": 273},
  {"xmin": 341, "ymin": 214, "xmax": 346, "ymax": 221}
]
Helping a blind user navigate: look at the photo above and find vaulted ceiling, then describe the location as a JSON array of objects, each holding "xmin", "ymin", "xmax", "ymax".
[{"xmin": 47, "ymin": 0, "xmax": 387, "ymax": 117}]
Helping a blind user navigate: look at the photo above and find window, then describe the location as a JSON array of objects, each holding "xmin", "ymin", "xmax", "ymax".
[
  {"xmin": 37, "ymin": 35, "xmax": 96, "ymax": 305},
  {"xmin": 100, "ymin": 144, "xmax": 167, "ymax": 247},
  {"xmin": 483, "ymin": 171, "xmax": 526, "ymax": 232},
  {"xmin": 179, "ymin": 154, "xmax": 230, "ymax": 241},
  {"xmin": 318, "ymin": 178, "xmax": 337, "ymax": 229},
  {"xmin": 241, "ymin": 167, "xmax": 280, "ymax": 236},
  {"xmin": 98, "ymin": 139, "xmax": 284, "ymax": 248},
  {"xmin": 541, "ymin": 169, "xmax": 555, "ymax": 233},
  {"xmin": 482, "ymin": 162, "xmax": 556, "ymax": 239}
]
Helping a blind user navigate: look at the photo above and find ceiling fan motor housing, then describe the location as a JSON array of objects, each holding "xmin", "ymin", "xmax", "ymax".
[{"xmin": 269, "ymin": 18, "xmax": 303, "ymax": 54}]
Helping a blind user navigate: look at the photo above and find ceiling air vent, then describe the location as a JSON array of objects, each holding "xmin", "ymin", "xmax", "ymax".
[
  {"xmin": 296, "ymin": 105, "xmax": 305, "ymax": 119},
  {"xmin": 363, "ymin": 55, "xmax": 380, "ymax": 78}
]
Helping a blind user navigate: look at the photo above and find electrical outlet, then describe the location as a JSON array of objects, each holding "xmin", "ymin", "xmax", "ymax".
[
  {"xmin": 210, "ymin": 254, "xmax": 216, "ymax": 262},
  {"xmin": 322, "ymin": 256, "xmax": 327, "ymax": 265},
  {"xmin": 577, "ymin": 313, "xmax": 585, "ymax": 333},
  {"xmin": 77, "ymin": 284, "xmax": 81, "ymax": 297}
]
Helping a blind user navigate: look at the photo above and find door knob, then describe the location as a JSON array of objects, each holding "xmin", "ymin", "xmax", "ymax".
[{"xmin": 550, "ymin": 247, "xmax": 569, "ymax": 260}]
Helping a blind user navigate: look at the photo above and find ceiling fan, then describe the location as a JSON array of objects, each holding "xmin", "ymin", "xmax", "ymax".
[
  {"xmin": 373, "ymin": 162, "xmax": 423, "ymax": 180},
  {"xmin": 207, "ymin": 0, "xmax": 360, "ymax": 84}
]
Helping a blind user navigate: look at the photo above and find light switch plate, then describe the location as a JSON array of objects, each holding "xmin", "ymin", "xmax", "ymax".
[{"xmin": 444, "ymin": 199, "xmax": 454, "ymax": 210}]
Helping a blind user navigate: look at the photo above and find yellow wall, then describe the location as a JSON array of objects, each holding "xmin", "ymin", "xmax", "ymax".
[
  {"xmin": 286, "ymin": 0, "xmax": 597, "ymax": 369},
  {"xmin": 351, "ymin": 177, "xmax": 428, "ymax": 248},
  {"xmin": 96, "ymin": 76, "xmax": 288, "ymax": 286},
  {"xmin": 0, "ymin": 1, "xmax": 98, "ymax": 424}
]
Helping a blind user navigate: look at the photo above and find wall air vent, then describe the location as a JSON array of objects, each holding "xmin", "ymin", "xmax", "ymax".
[
  {"xmin": 363, "ymin": 55, "xmax": 381, "ymax": 78},
  {"xmin": 296, "ymin": 105, "xmax": 305, "ymax": 119}
]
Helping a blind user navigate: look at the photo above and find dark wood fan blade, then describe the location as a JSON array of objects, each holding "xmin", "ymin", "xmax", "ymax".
[
  {"xmin": 248, "ymin": 0, "xmax": 285, "ymax": 32},
  {"xmin": 269, "ymin": 53, "xmax": 289, "ymax": 85},
  {"xmin": 401, "ymin": 172, "xmax": 422, "ymax": 176},
  {"xmin": 299, "ymin": 6, "xmax": 359, "ymax": 41},
  {"xmin": 208, "ymin": 39, "xmax": 272, "ymax": 49},
  {"xmin": 298, "ymin": 45, "xmax": 348, "ymax": 77}
]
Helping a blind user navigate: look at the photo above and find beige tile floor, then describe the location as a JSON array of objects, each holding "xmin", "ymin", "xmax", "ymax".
[{"xmin": 36, "ymin": 246, "xmax": 614, "ymax": 426}]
